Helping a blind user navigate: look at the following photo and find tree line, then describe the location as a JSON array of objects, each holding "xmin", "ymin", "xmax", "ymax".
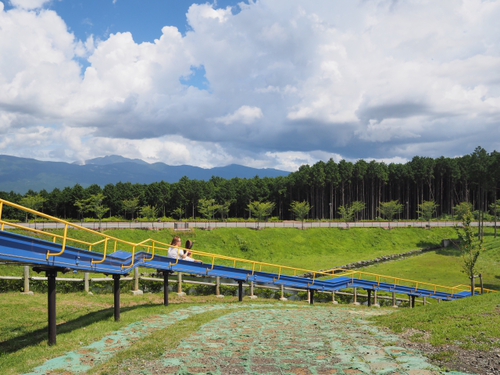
[{"xmin": 1, "ymin": 146, "xmax": 499, "ymax": 223}]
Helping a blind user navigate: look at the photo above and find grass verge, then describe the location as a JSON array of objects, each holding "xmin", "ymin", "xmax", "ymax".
[{"xmin": 370, "ymin": 292, "xmax": 500, "ymax": 351}]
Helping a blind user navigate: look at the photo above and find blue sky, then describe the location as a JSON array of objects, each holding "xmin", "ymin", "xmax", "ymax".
[
  {"xmin": 44, "ymin": 0, "xmax": 241, "ymax": 42},
  {"xmin": 0, "ymin": 0, "xmax": 499, "ymax": 171}
]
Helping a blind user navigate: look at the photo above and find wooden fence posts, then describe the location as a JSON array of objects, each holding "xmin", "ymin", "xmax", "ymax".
[{"xmin": 11, "ymin": 269, "xmax": 428, "ymax": 307}]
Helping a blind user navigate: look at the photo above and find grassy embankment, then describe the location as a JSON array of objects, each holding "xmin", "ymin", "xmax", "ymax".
[
  {"xmin": 1, "ymin": 226, "xmax": 499, "ymax": 288},
  {"xmin": 0, "ymin": 227, "xmax": 499, "ymax": 374}
]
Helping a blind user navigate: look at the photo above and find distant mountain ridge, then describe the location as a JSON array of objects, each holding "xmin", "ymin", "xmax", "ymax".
[
  {"xmin": 73, "ymin": 155, "xmax": 149, "ymax": 166},
  {"xmin": 0, "ymin": 155, "xmax": 290, "ymax": 194}
]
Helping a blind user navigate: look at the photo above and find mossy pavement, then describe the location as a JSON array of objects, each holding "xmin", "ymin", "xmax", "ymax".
[{"xmin": 26, "ymin": 303, "xmax": 475, "ymax": 375}]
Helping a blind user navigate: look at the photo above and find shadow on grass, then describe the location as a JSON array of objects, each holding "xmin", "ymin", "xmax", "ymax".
[
  {"xmin": 481, "ymin": 283, "xmax": 499, "ymax": 291},
  {"xmin": 435, "ymin": 247, "xmax": 462, "ymax": 256},
  {"xmin": 414, "ymin": 239, "xmax": 457, "ymax": 251},
  {"xmin": 0, "ymin": 303, "xmax": 159, "ymax": 355}
]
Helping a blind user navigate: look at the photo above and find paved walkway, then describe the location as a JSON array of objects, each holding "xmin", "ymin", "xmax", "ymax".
[{"xmin": 26, "ymin": 304, "xmax": 475, "ymax": 375}]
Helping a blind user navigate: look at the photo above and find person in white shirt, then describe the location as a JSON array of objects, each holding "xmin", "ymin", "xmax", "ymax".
[{"xmin": 168, "ymin": 236, "xmax": 185, "ymax": 259}]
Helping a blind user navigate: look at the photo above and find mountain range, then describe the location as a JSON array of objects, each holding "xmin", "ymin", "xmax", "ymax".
[{"xmin": 0, "ymin": 155, "xmax": 290, "ymax": 194}]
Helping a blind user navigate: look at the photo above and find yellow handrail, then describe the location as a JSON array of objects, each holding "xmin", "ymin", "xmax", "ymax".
[
  {"xmin": 92, "ymin": 238, "xmax": 109, "ymax": 265},
  {"xmin": 121, "ymin": 245, "xmax": 137, "ymax": 269},
  {"xmin": 46, "ymin": 223, "xmax": 69, "ymax": 260}
]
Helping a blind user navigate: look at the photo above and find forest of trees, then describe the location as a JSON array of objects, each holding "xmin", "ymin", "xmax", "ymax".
[{"xmin": 1, "ymin": 146, "xmax": 499, "ymax": 222}]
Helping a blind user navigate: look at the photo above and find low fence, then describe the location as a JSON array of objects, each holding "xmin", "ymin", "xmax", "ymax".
[
  {"xmin": 6, "ymin": 220, "xmax": 498, "ymax": 233},
  {"xmin": 0, "ymin": 266, "xmax": 427, "ymax": 307}
]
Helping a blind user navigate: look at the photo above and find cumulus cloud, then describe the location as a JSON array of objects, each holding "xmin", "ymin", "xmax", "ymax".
[
  {"xmin": 1, "ymin": 0, "xmax": 500, "ymax": 171},
  {"xmin": 214, "ymin": 105, "xmax": 264, "ymax": 125}
]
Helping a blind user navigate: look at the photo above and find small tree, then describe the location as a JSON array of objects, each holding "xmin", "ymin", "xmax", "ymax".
[
  {"xmin": 248, "ymin": 201, "xmax": 275, "ymax": 229},
  {"xmin": 198, "ymin": 199, "xmax": 220, "ymax": 221},
  {"xmin": 122, "ymin": 198, "xmax": 140, "ymax": 220},
  {"xmin": 378, "ymin": 200, "xmax": 403, "ymax": 229},
  {"xmin": 140, "ymin": 205, "xmax": 158, "ymax": 221},
  {"xmin": 75, "ymin": 193, "xmax": 109, "ymax": 227},
  {"xmin": 455, "ymin": 209, "xmax": 483, "ymax": 295},
  {"xmin": 417, "ymin": 200, "xmax": 438, "ymax": 227},
  {"xmin": 171, "ymin": 207, "xmax": 184, "ymax": 220},
  {"xmin": 338, "ymin": 201, "xmax": 365, "ymax": 229},
  {"xmin": 84, "ymin": 193, "xmax": 109, "ymax": 228},
  {"xmin": 217, "ymin": 200, "xmax": 233, "ymax": 222},
  {"xmin": 489, "ymin": 199, "xmax": 500, "ymax": 238},
  {"xmin": 74, "ymin": 200, "xmax": 86, "ymax": 223},
  {"xmin": 453, "ymin": 202, "xmax": 473, "ymax": 221},
  {"xmin": 290, "ymin": 201, "xmax": 311, "ymax": 229},
  {"xmin": 20, "ymin": 194, "xmax": 46, "ymax": 222},
  {"xmin": 198, "ymin": 198, "xmax": 220, "ymax": 229}
]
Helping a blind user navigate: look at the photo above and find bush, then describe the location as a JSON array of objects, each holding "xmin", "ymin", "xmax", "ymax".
[
  {"xmin": 184, "ymin": 283, "xmax": 216, "ymax": 296},
  {"xmin": 0, "ymin": 279, "xmax": 23, "ymax": 293},
  {"xmin": 220, "ymin": 285, "xmax": 238, "ymax": 296},
  {"xmin": 255, "ymin": 287, "xmax": 277, "ymax": 299}
]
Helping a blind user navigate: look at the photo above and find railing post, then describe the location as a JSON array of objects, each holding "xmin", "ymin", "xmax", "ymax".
[
  {"xmin": 332, "ymin": 291, "xmax": 338, "ymax": 304},
  {"xmin": 215, "ymin": 276, "xmax": 224, "ymax": 298},
  {"xmin": 131, "ymin": 267, "xmax": 143, "ymax": 295},
  {"xmin": 373, "ymin": 290, "xmax": 380, "ymax": 308},
  {"xmin": 353, "ymin": 288, "xmax": 360, "ymax": 305},
  {"xmin": 279, "ymin": 284, "xmax": 287, "ymax": 301},
  {"xmin": 249, "ymin": 281, "xmax": 257, "ymax": 299},
  {"xmin": 177, "ymin": 272, "xmax": 185, "ymax": 297},
  {"xmin": 21, "ymin": 266, "xmax": 33, "ymax": 295},
  {"xmin": 84, "ymin": 272, "xmax": 91, "ymax": 294},
  {"xmin": 392, "ymin": 292, "xmax": 398, "ymax": 308}
]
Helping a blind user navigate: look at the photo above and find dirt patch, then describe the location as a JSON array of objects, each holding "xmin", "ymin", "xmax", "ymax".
[{"xmin": 402, "ymin": 341, "xmax": 500, "ymax": 375}]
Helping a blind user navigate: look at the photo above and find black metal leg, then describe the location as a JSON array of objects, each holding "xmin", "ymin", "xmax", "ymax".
[
  {"xmin": 367, "ymin": 289, "xmax": 372, "ymax": 307},
  {"xmin": 309, "ymin": 289, "xmax": 314, "ymax": 304},
  {"xmin": 47, "ymin": 270, "xmax": 57, "ymax": 346},
  {"xmin": 163, "ymin": 271, "xmax": 169, "ymax": 306},
  {"xmin": 238, "ymin": 280, "xmax": 243, "ymax": 302},
  {"xmin": 113, "ymin": 275, "xmax": 121, "ymax": 321}
]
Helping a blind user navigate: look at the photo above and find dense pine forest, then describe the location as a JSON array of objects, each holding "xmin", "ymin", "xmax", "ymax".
[{"xmin": 1, "ymin": 146, "xmax": 499, "ymax": 221}]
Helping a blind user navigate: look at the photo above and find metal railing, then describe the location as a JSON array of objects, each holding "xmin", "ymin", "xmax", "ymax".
[{"xmin": 0, "ymin": 198, "xmax": 495, "ymax": 298}]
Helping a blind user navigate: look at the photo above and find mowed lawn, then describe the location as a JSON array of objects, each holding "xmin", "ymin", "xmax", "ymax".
[{"xmin": 0, "ymin": 227, "xmax": 499, "ymax": 374}]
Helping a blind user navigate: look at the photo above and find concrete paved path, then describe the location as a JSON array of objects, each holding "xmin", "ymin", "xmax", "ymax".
[{"xmin": 26, "ymin": 304, "xmax": 474, "ymax": 375}]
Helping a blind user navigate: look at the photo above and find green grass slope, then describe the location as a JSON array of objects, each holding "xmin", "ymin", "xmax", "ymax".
[
  {"xmin": 105, "ymin": 227, "xmax": 459, "ymax": 270},
  {"xmin": 371, "ymin": 291, "xmax": 500, "ymax": 351}
]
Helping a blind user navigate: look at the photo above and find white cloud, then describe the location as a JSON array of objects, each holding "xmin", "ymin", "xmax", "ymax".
[
  {"xmin": 214, "ymin": 105, "xmax": 263, "ymax": 125},
  {"xmin": 1, "ymin": 0, "xmax": 500, "ymax": 171}
]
